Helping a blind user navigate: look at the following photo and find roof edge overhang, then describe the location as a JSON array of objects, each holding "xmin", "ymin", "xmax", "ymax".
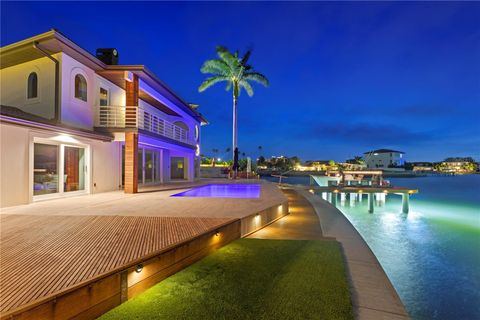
[{"xmin": 1, "ymin": 115, "xmax": 113, "ymax": 142}]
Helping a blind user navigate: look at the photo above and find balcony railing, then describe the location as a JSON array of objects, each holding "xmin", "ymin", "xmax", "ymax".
[{"xmin": 95, "ymin": 105, "xmax": 195, "ymax": 145}]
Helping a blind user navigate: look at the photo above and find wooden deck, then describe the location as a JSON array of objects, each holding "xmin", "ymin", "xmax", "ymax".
[
  {"xmin": 303, "ymin": 185, "xmax": 418, "ymax": 194},
  {"xmin": 0, "ymin": 214, "xmax": 233, "ymax": 314}
]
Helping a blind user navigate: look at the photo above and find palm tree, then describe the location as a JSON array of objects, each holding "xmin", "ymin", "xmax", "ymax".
[
  {"xmin": 257, "ymin": 145, "xmax": 263, "ymax": 159},
  {"xmin": 198, "ymin": 47, "xmax": 269, "ymax": 167}
]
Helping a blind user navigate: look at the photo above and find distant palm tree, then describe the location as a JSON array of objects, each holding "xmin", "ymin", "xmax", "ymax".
[{"xmin": 198, "ymin": 47, "xmax": 269, "ymax": 164}]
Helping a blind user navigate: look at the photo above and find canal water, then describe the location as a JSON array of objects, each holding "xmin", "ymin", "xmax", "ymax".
[{"xmin": 263, "ymin": 175, "xmax": 480, "ymax": 320}]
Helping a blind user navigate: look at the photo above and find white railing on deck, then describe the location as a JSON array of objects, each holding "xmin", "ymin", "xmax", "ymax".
[{"xmin": 95, "ymin": 105, "xmax": 194, "ymax": 145}]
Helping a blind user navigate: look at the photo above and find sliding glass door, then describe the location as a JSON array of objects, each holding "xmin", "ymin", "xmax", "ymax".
[
  {"xmin": 132, "ymin": 147, "xmax": 162, "ymax": 185},
  {"xmin": 33, "ymin": 143, "xmax": 59, "ymax": 196},
  {"xmin": 33, "ymin": 142, "xmax": 88, "ymax": 198}
]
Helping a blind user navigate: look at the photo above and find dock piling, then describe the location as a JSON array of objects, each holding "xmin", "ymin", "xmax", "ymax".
[
  {"xmin": 368, "ymin": 194, "xmax": 374, "ymax": 213},
  {"xmin": 402, "ymin": 194, "xmax": 410, "ymax": 214},
  {"xmin": 331, "ymin": 192, "xmax": 337, "ymax": 206}
]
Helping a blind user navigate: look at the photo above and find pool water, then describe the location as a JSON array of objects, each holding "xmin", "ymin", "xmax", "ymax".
[
  {"xmin": 171, "ymin": 184, "xmax": 261, "ymax": 198},
  {"xmin": 262, "ymin": 175, "xmax": 480, "ymax": 319}
]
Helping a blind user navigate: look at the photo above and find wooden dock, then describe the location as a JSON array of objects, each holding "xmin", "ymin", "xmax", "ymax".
[{"xmin": 299, "ymin": 186, "xmax": 418, "ymax": 213}]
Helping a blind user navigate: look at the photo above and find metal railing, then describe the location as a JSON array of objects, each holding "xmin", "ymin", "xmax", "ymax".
[{"xmin": 95, "ymin": 105, "xmax": 194, "ymax": 145}]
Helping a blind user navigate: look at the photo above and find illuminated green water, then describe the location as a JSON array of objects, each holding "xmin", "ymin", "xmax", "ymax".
[{"xmin": 264, "ymin": 175, "xmax": 480, "ymax": 319}]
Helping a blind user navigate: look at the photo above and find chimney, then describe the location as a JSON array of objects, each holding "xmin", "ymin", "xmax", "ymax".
[{"xmin": 96, "ymin": 48, "xmax": 119, "ymax": 65}]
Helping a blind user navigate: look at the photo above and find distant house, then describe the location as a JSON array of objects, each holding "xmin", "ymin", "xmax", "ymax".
[
  {"xmin": 363, "ymin": 149, "xmax": 405, "ymax": 169},
  {"xmin": 410, "ymin": 162, "xmax": 434, "ymax": 172},
  {"xmin": 436, "ymin": 157, "xmax": 477, "ymax": 174},
  {"xmin": 294, "ymin": 160, "xmax": 332, "ymax": 172}
]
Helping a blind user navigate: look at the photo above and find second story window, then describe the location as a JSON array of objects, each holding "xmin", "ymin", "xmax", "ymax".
[
  {"xmin": 99, "ymin": 87, "xmax": 109, "ymax": 106},
  {"xmin": 27, "ymin": 72, "xmax": 38, "ymax": 99},
  {"xmin": 74, "ymin": 74, "xmax": 87, "ymax": 102}
]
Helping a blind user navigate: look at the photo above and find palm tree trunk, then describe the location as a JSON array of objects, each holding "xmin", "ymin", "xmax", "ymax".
[
  {"xmin": 232, "ymin": 94, "xmax": 238, "ymax": 177},
  {"xmin": 233, "ymin": 95, "xmax": 238, "ymax": 152}
]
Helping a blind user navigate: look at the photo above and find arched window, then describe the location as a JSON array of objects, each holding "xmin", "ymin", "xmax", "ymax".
[
  {"xmin": 74, "ymin": 74, "xmax": 87, "ymax": 102},
  {"xmin": 27, "ymin": 72, "xmax": 38, "ymax": 99}
]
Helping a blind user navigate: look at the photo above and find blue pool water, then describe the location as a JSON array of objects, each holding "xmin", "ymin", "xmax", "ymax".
[
  {"xmin": 171, "ymin": 184, "xmax": 261, "ymax": 198},
  {"xmin": 263, "ymin": 175, "xmax": 480, "ymax": 319}
]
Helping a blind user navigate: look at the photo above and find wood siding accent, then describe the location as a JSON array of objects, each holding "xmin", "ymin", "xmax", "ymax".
[
  {"xmin": 125, "ymin": 74, "xmax": 139, "ymax": 107},
  {"xmin": 124, "ymin": 132, "xmax": 138, "ymax": 193}
]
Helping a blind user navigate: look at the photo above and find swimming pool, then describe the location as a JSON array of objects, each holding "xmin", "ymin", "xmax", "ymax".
[{"xmin": 171, "ymin": 184, "xmax": 261, "ymax": 198}]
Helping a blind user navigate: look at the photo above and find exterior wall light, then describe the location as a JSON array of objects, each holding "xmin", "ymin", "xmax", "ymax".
[
  {"xmin": 215, "ymin": 231, "xmax": 219, "ymax": 237},
  {"xmin": 135, "ymin": 264, "xmax": 143, "ymax": 273}
]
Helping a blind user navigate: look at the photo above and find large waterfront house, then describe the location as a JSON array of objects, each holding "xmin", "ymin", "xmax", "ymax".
[
  {"xmin": 363, "ymin": 149, "xmax": 405, "ymax": 169},
  {"xmin": 0, "ymin": 30, "xmax": 207, "ymax": 208}
]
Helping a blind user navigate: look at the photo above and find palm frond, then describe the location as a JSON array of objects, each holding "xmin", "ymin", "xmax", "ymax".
[
  {"xmin": 198, "ymin": 76, "xmax": 228, "ymax": 92},
  {"xmin": 244, "ymin": 72, "xmax": 269, "ymax": 87},
  {"xmin": 240, "ymin": 50, "xmax": 251, "ymax": 66},
  {"xmin": 240, "ymin": 80, "xmax": 254, "ymax": 97},
  {"xmin": 216, "ymin": 46, "xmax": 240, "ymax": 72},
  {"xmin": 225, "ymin": 80, "xmax": 232, "ymax": 91},
  {"xmin": 200, "ymin": 59, "xmax": 230, "ymax": 76}
]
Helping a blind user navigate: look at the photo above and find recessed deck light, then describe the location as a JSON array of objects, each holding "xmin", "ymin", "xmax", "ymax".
[{"xmin": 135, "ymin": 264, "xmax": 143, "ymax": 273}]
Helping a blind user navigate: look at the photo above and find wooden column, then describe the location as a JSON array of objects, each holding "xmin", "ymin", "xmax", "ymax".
[
  {"xmin": 124, "ymin": 73, "xmax": 139, "ymax": 193},
  {"xmin": 124, "ymin": 132, "xmax": 138, "ymax": 193},
  {"xmin": 125, "ymin": 74, "xmax": 139, "ymax": 128}
]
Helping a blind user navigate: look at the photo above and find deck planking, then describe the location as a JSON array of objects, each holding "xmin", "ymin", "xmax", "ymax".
[{"xmin": 0, "ymin": 214, "xmax": 233, "ymax": 314}]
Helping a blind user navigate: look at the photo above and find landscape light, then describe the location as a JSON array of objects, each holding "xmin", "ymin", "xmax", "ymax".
[{"xmin": 135, "ymin": 264, "xmax": 143, "ymax": 273}]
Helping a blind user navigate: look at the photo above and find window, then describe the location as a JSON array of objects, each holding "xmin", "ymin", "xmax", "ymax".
[
  {"xmin": 74, "ymin": 74, "xmax": 87, "ymax": 101},
  {"xmin": 195, "ymin": 125, "xmax": 199, "ymax": 141},
  {"xmin": 27, "ymin": 72, "xmax": 38, "ymax": 99},
  {"xmin": 99, "ymin": 87, "xmax": 109, "ymax": 106}
]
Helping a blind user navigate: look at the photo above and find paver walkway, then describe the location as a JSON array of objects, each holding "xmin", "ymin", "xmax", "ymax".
[{"xmin": 249, "ymin": 187, "xmax": 409, "ymax": 320}]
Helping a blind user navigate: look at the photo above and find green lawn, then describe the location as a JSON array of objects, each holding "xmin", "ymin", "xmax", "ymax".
[{"xmin": 100, "ymin": 239, "xmax": 353, "ymax": 320}]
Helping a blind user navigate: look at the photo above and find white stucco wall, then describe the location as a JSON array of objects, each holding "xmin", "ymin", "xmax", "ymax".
[
  {"xmin": 59, "ymin": 53, "xmax": 125, "ymax": 130},
  {"xmin": 0, "ymin": 55, "xmax": 58, "ymax": 119},
  {"xmin": 0, "ymin": 123, "xmax": 30, "ymax": 207},
  {"xmin": 0, "ymin": 122, "xmax": 122, "ymax": 208}
]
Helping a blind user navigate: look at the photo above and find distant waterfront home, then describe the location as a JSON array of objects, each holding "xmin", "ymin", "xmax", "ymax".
[
  {"xmin": 363, "ymin": 149, "xmax": 405, "ymax": 169},
  {"xmin": 410, "ymin": 162, "xmax": 434, "ymax": 172},
  {"xmin": 0, "ymin": 30, "xmax": 207, "ymax": 207},
  {"xmin": 434, "ymin": 158, "xmax": 478, "ymax": 174}
]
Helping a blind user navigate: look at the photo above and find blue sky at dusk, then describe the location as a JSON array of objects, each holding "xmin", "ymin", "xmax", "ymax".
[{"xmin": 2, "ymin": 2, "xmax": 479, "ymax": 162}]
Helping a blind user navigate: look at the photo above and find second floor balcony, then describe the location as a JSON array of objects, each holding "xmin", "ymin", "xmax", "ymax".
[{"xmin": 94, "ymin": 105, "xmax": 195, "ymax": 146}]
